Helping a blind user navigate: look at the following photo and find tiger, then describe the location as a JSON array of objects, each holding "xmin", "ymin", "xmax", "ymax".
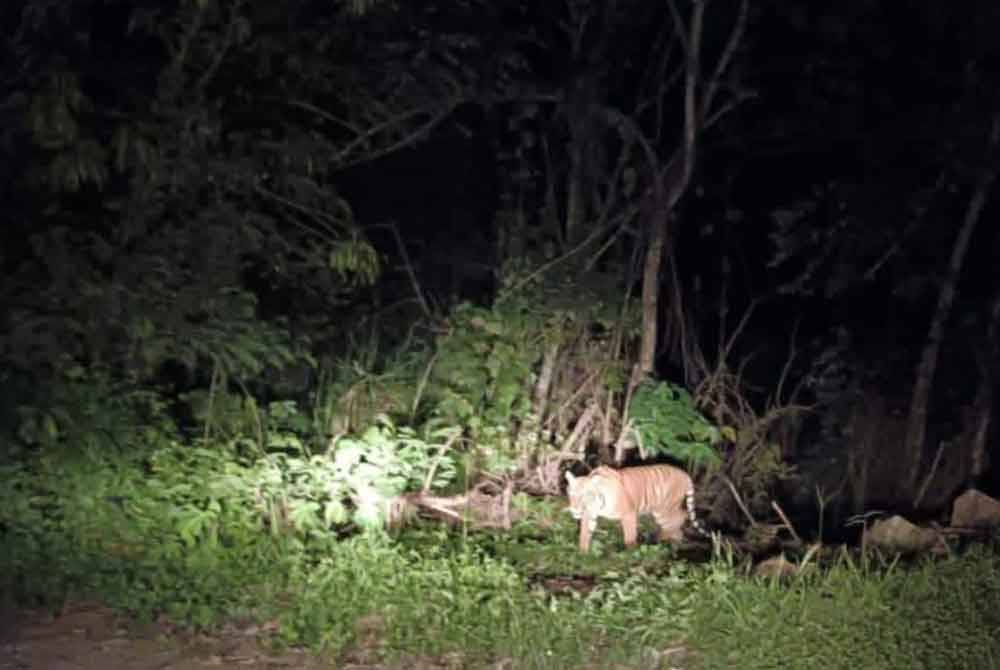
[{"xmin": 565, "ymin": 464, "xmax": 709, "ymax": 553}]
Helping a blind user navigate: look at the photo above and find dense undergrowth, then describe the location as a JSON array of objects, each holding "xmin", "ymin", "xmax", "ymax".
[{"xmin": 2, "ymin": 432, "xmax": 999, "ymax": 669}]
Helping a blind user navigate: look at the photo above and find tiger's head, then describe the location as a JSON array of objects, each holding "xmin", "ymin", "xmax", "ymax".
[{"xmin": 565, "ymin": 471, "xmax": 606, "ymax": 523}]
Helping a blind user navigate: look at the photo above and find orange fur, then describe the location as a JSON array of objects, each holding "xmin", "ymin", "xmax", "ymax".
[{"xmin": 565, "ymin": 464, "xmax": 708, "ymax": 552}]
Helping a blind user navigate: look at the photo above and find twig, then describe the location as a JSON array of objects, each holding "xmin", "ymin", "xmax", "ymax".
[
  {"xmin": 844, "ymin": 510, "xmax": 886, "ymax": 527},
  {"xmin": 496, "ymin": 214, "xmax": 621, "ymax": 303},
  {"xmin": 845, "ymin": 510, "xmax": 885, "ymax": 556},
  {"xmin": 411, "ymin": 350, "xmax": 439, "ymax": 419},
  {"xmin": 422, "ymin": 429, "xmax": 461, "ymax": 494},
  {"xmin": 254, "ymin": 183, "xmax": 350, "ymax": 239},
  {"xmin": 204, "ymin": 358, "xmax": 222, "ymax": 442},
  {"xmin": 501, "ymin": 479, "xmax": 513, "ymax": 530},
  {"xmin": 814, "ymin": 484, "xmax": 831, "ymax": 543},
  {"xmin": 543, "ymin": 366, "xmax": 600, "ymax": 429},
  {"xmin": 419, "ymin": 501, "xmax": 463, "ymax": 520},
  {"xmin": 723, "ymin": 475, "xmax": 756, "ymax": 526},
  {"xmin": 700, "ymin": 0, "xmax": 749, "ymax": 120},
  {"xmin": 798, "ymin": 542, "xmax": 823, "ymax": 571},
  {"xmin": 561, "ymin": 401, "xmax": 599, "ymax": 459},
  {"xmin": 380, "ymin": 221, "xmax": 432, "ymax": 318},
  {"xmin": 770, "ymin": 500, "xmax": 803, "ymax": 545},
  {"xmin": 914, "ymin": 440, "xmax": 947, "ymax": 509},
  {"xmin": 864, "ymin": 171, "xmax": 946, "ymax": 280}
]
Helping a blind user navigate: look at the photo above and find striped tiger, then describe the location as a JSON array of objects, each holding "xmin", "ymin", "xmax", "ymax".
[{"xmin": 565, "ymin": 464, "xmax": 709, "ymax": 553}]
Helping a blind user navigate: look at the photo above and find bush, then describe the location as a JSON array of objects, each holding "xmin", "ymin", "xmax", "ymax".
[{"xmin": 629, "ymin": 380, "xmax": 728, "ymax": 467}]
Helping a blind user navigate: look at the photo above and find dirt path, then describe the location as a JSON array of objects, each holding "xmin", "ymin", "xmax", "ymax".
[{"xmin": 0, "ymin": 603, "xmax": 333, "ymax": 670}]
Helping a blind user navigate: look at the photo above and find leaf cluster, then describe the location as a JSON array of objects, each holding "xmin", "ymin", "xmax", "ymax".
[
  {"xmin": 629, "ymin": 380, "xmax": 727, "ymax": 467},
  {"xmin": 426, "ymin": 302, "xmax": 541, "ymax": 468}
]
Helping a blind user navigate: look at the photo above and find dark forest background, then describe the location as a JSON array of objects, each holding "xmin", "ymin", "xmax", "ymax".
[{"xmin": 2, "ymin": 0, "xmax": 1000, "ymax": 536}]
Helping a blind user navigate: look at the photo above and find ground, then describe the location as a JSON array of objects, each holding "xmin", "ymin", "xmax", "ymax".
[
  {"xmin": 0, "ymin": 602, "xmax": 334, "ymax": 670},
  {"xmin": 0, "ymin": 602, "xmax": 495, "ymax": 670}
]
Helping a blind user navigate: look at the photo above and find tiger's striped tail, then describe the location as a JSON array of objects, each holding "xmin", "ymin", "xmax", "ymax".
[{"xmin": 685, "ymin": 487, "xmax": 711, "ymax": 537}]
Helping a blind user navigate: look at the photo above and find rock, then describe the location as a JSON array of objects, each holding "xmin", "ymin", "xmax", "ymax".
[
  {"xmin": 863, "ymin": 515, "xmax": 944, "ymax": 554},
  {"xmin": 753, "ymin": 554, "xmax": 798, "ymax": 579},
  {"xmin": 950, "ymin": 489, "xmax": 1000, "ymax": 529}
]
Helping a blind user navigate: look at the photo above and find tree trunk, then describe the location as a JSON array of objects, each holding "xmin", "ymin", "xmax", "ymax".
[
  {"xmin": 634, "ymin": 159, "xmax": 695, "ymax": 388},
  {"xmin": 967, "ymin": 290, "xmax": 1000, "ymax": 485},
  {"xmin": 565, "ymin": 130, "xmax": 588, "ymax": 249},
  {"xmin": 533, "ymin": 341, "xmax": 560, "ymax": 431},
  {"xmin": 636, "ymin": 203, "xmax": 668, "ymax": 382},
  {"xmin": 903, "ymin": 127, "xmax": 998, "ymax": 501},
  {"xmin": 632, "ymin": 1, "xmax": 705, "ymax": 388}
]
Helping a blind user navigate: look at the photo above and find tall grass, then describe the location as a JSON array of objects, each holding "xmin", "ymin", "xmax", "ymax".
[{"xmin": 690, "ymin": 548, "xmax": 1000, "ymax": 669}]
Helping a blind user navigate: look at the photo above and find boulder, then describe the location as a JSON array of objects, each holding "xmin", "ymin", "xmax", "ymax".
[
  {"xmin": 864, "ymin": 515, "xmax": 944, "ymax": 554},
  {"xmin": 950, "ymin": 489, "xmax": 1000, "ymax": 529},
  {"xmin": 753, "ymin": 554, "xmax": 798, "ymax": 579}
]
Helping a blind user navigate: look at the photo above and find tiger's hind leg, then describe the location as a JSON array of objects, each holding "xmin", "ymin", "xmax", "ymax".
[{"xmin": 652, "ymin": 510, "xmax": 687, "ymax": 544}]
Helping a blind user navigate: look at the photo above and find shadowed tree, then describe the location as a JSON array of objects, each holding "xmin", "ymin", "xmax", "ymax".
[
  {"xmin": 0, "ymin": 0, "xmax": 499, "ymax": 388},
  {"xmin": 763, "ymin": 1, "xmax": 1000, "ymax": 510}
]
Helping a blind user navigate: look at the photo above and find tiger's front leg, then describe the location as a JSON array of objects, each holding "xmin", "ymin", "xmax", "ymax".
[
  {"xmin": 579, "ymin": 513, "xmax": 597, "ymax": 553},
  {"xmin": 621, "ymin": 511, "xmax": 640, "ymax": 548}
]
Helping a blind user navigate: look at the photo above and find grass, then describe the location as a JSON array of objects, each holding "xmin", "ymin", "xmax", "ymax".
[
  {"xmin": 2, "ymin": 444, "xmax": 1000, "ymax": 669},
  {"xmin": 689, "ymin": 549, "xmax": 1000, "ymax": 669}
]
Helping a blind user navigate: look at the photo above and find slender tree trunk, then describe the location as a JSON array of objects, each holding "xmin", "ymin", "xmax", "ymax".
[
  {"xmin": 533, "ymin": 341, "xmax": 560, "ymax": 428},
  {"xmin": 636, "ymin": 203, "xmax": 668, "ymax": 382},
  {"xmin": 632, "ymin": 2, "xmax": 702, "ymax": 387},
  {"xmin": 565, "ymin": 137, "xmax": 587, "ymax": 249},
  {"xmin": 967, "ymin": 290, "xmax": 1000, "ymax": 485},
  {"xmin": 630, "ymin": 0, "xmax": 747, "ymax": 391},
  {"xmin": 903, "ymin": 120, "xmax": 998, "ymax": 501},
  {"xmin": 967, "ymin": 380, "xmax": 993, "ymax": 486}
]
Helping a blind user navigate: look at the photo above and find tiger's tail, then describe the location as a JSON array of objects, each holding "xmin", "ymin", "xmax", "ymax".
[{"xmin": 685, "ymin": 487, "xmax": 711, "ymax": 537}]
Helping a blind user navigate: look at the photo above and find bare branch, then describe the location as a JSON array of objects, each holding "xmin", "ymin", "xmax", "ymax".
[
  {"xmin": 774, "ymin": 320, "xmax": 801, "ymax": 406},
  {"xmin": 719, "ymin": 298, "xmax": 760, "ymax": 364},
  {"xmin": 287, "ymin": 99, "xmax": 364, "ymax": 136},
  {"xmin": 196, "ymin": 0, "xmax": 246, "ymax": 92},
  {"xmin": 724, "ymin": 475, "xmax": 757, "ymax": 526},
  {"xmin": 335, "ymin": 106, "xmax": 457, "ymax": 168},
  {"xmin": 665, "ymin": 0, "xmax": 691, "ymax": 58},
  {"xmin": 684, "ymin": 0, "xmax": 705, "ymax": 172},
  {"xmin": 701, "ymin": 0, "xmax": 749, "ymax": 120},
  {"xmin": 863, "ymin": 170, "xmax": 946, "ymax": 280},
  {"xmin": 702, "ymin": 95, "xmax": 750, "ymax": 131},
  {"xmin": 496, "ymin": 212, "xmax": 624, "ymax": 303},
  {"xmin": 288, "ymin": 99, "xmax": 458, "ymax": 168},
  {"xmin": 378, "ymin": 221, "xmax": 432, "ymax": 318},
  {"xmin": 254, "ymin": 183, "xmax": 351, "ymax": 241},
  {"xmin": 771, "ymin": 500, "xmax": 803, "ymax": 545},
  {"xmin": 421, "ymin": 427, "xmax": 461, "ymax": 494}
]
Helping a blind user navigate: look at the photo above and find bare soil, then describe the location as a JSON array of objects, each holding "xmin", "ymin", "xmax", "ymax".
[
  {"xmin": 0, "ymin": 602, "xmax": 333, "ymax": 670},
  {"xmin": 0, "ymin": 602, "xmax": 481, "ymax": 670}
]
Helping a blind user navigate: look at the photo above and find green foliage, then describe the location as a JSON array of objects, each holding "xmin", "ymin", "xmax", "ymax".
[
  {"xmin": 629, "ymin": 380, "xmax": 728, "ymax": 467},
  {"xmin": 1, "ymin": 0, "xmax": 397, "ymax": 387},
  {"xmin": 426, "ymin": 279, "xmax": 636, "ymax": 474},
  {"xmin": 428, "ymin": 302, "xmax": 540, "ymax": 470},
  {"xmin": 253, "ymin": 414, "xmax": 459, "ymax": 532},
  {"xmin": 691, "ymin": 548, "xmax": 1000, "ymax": 670},
  {"xmin": 13, "ymin": 367, "xmax": 177, "ymax": 455},
  {"xmin": 3, "ymin": 426, "xmax": 1000, "ymax": 669},
  {"xmin": 310, "ymin": 355, "xmax": 420, "ymax": 440},
  {"xmin": 0, "ymin": 381, "xmax": 462, "ymax": 610}
]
